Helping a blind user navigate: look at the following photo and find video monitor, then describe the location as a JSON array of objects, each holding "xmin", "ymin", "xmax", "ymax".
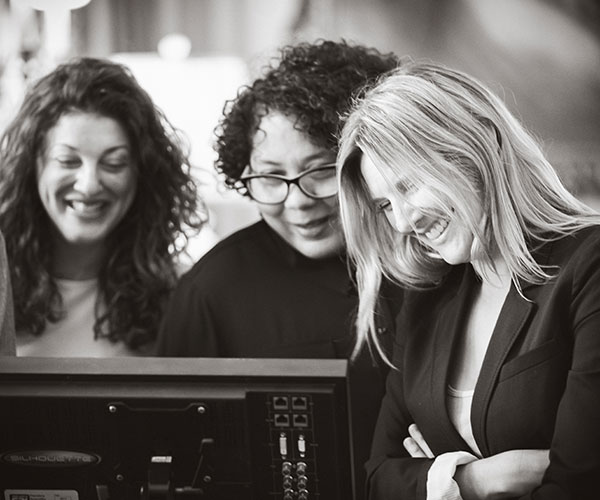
[{"xmin": 0, "ymin": 357, "xmax": 356, "ymax": 500}]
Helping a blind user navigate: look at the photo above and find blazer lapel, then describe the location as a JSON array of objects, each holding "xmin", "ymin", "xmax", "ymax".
[
  {"xmin": 471, "ymin": 285, "xmax": 534, "ymax": 456},
  {"xmin": 428, "ymin": 266, "xmax": 479, "ymax": 452}
]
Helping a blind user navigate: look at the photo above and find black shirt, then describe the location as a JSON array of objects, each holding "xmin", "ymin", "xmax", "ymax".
[
  {"xmin": 156, "ymin": 220, "xmax": 397, "ymax": 359},
  {"xmin": 155, "ymin": 220, "xmax": 401, "ymax": 499}
]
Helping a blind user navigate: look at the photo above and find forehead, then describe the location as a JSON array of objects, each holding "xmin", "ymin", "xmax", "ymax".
[
  {"xmin": 359, "ymin": 153, "xmax": 397, "ymax": 197},
  {"xmin": 45, "ymin": 111, "xmax": 129, "ymax": 149},
  {"xmin": 250, "ymin": 112, "xmax": 331, "ymax": 163}
]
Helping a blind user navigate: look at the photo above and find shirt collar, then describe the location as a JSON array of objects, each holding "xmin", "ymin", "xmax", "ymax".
[{"xmin": 259, "ymin": 220, "xmax": 355, "ymax": 295}]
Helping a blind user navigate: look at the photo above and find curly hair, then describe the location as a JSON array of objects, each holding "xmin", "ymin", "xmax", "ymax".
[
  {"xmin": 0, "ymin": 57, "xmax": 204, "ymax": 350},
  {"xmin": 214, "ymin": 39, "xmax": 399, "ymax": 192}
]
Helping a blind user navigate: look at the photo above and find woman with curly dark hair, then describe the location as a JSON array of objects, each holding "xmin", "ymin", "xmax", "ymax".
[
  {"xmin": 155, "ymin": 40, "xmax": 401, "ymax": 497},
  {"xmin": 0, "ymin": 57, "xmax": 204, "ymax": 356},
  {"xmin": 157, "ymin": 38, "xmax": 400, "ymax": 356}
]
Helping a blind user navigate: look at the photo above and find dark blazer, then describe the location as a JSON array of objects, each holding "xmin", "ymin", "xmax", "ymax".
[{"xmin": 367, "ymin": 226, "xmax": 600, "ymax": 499}]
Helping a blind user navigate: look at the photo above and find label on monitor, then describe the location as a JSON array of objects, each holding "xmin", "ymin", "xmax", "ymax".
[{"xmin": 4, "ymin": 490, "xmax": 79, "ymax": 500}]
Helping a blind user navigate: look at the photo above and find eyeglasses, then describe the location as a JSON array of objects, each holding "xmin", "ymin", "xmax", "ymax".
[{"xmin": 240, "ymin": 165, "xmax": 338, "ymax": 204}]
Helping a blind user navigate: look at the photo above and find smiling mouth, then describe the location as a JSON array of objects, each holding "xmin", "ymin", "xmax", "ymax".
[
  {"xmin": 422, "ymin": 218, "xmax": 449, "ymax": 241},
  {"xmin": 66, "ymin": 200, "xmax": 108, "ymax": 217},
  {"xmin": 296, "ymin": 215, "xmax": 331, "ymax": 229}
]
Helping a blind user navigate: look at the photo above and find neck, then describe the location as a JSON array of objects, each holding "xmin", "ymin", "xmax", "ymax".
[
  {"xmin": 52, "ymin": 237, "xmax": 106, "ymax": 280},
  {"xmin": 472, "ymin": 253, "xmax": 511, "ymax": 290}
]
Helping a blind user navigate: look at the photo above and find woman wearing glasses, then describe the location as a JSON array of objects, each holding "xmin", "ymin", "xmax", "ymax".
[
  {"xmin": 156, "ymin": 43, "xmax": 401, "ymax": 495},
  {"xmin": 155, "ymin": 40, "xmax": 400, "ymax": 359}
]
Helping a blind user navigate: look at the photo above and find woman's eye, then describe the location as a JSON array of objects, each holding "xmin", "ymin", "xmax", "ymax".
[
  {"xmin": 102, "ymin": 157, "xmax": 130, "ymax": 170},
  {"xmin": 257, "ymin": 176, "xmax": 281, "ymax": 186},
  {"xmin": 307, "ymin": 167, "xmax": 336, "ymax": 180},
  {"xmin": 103, "ymin": 162, "xmax": 128, "ymax": 170},
  {"xmin": 56, "ymin": 158, "xmax": 80, "ymax": 168},
  {"xmin": 376, "ymin": 200, "xmax": 391, "ymax": 212}
]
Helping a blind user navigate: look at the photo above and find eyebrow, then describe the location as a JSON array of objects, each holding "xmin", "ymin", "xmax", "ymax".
[
  {"xmin": 103, "ymin": 146, "xmax": 131, "ymax": 154},
  {"xmin": 394, "ymin": 177, "xmax": 414, "ymax": 193},
  {"xmin": 304, "ymin": 152, "xmax": 335, "ymax": 162},
  {"xmin": 252, "ymin": 159, "xmax": 283, "ymax": 168},
  {"xmin": 253, "ymin": 152, "xmax": 334, "ymax": 167},
  {"xmin": 51, "ymin": 144, "xmax": 130, "ymax": 154}
]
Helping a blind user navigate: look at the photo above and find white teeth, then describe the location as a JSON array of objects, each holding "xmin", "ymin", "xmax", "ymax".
[
  {"xmin": 424, "ymin": 219, "xmax": 449, "ymax": 240},
  {"xmin": 68, "ymin": 200, "xmax": 105, "ymax": 214}
]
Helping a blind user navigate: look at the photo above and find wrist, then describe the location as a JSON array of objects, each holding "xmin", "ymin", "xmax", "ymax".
[
  {"xmin": 426, "ymin": 451, "xmax": 479, "ymax": 500},
  {"xmin": 454, "ymin": 460, "xmax": 501, "ymax": 500}
]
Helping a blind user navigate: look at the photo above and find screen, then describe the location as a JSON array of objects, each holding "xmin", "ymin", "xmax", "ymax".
[{"xmin": 0, "ymin": 357, "xmax": 355, "ymax": 500}]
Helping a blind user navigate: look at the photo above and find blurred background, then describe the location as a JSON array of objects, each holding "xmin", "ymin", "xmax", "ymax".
[{"xmin": 1, "ymin": 0, "xmax": 599, "ymax": 259}]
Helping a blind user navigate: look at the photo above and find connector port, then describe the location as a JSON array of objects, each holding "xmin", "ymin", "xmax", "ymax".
[
  {"xmin": 274, "ymin": 413, "xmax": 290, "ymax": 427},
  {"xmin": 291, "ymin": 396, "xmax": 308, "ymax": 410},
  {"xmin": 292, "ymin": 413, "xmax": 309, "ymax": 428},
  {"xmin": 272, "ymin": 396, "xmax": 289, "ymax": 410}
]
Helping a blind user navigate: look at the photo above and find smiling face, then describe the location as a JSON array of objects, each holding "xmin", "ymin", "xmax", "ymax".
[
  {"xmin": 248, "ymin": 111, "xmax": 344, "ymax": 259},
  {"xmin": 37, "ymin": 111, "xmax": 137, "ymax": 249},
  {"xmin": 360, "ymin": 153, "xmax": 482, "ymax": 266}
]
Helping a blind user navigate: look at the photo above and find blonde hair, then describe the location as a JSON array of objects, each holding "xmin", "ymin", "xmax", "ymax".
[{"xmin": 337, "ymin": 60, "xmax": 600, "ymax": 364}]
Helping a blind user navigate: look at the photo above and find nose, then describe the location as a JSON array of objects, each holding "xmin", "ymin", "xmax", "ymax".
[
  {"xmin": 284, "ymin": 183, "xmax": 317, "ymax": 209},
  {"xmin": 73, "ymin": 162, "xmax": 102, "ymax": 195},
  {"xmin": 387, "ymin": 200, "xmax": 415, "ymax": 234}
]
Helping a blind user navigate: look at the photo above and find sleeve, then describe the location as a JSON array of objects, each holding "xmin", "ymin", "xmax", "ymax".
[
  {"xmin": 521, "ymin": 233, "xmax": 600, "ymax": 499},
  {"xmin": 426, "ymin": 451, "xmax": 478, "ymax": 500},
  {"xmin": 0, "ymin": 231, "xmax": 16, "ymax": 356},
  {"xmin": 154, "ymin": 274, "xmax": 220, "ymax": 357},
  {"xmin": 365, "ymin": 316, "xmax": 434, "ymax": 500}
]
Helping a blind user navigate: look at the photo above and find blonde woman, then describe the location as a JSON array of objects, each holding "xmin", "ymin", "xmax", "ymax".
[{"xmin": 337, "ymin": 61, "xmax": 600, "ymax": 499}]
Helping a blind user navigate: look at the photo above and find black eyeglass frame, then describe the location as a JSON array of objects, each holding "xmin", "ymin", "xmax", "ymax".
[{"xmin": 240, "ymin": 165, "xmax": 338, "ymax": 205}]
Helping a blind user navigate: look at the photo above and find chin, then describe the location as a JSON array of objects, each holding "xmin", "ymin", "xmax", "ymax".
[
  {"xmin": 62, "ymin": 231, "xmax": 109, "ymax": 247},
  {"xmin": 294, "ymin": 237, "xmax": 345, "ymax": 260},
  {"xmin": 439, "ymin": 250, "xmax": 472, "ymax": 266}
]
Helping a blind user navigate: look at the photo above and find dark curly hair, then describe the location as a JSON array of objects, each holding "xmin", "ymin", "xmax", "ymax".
[
  {"xmin": 0, "ymin": 57, "xmax": 204, "ymax": 351},
  {"xmin": 214, "ymin": 39, "xmax": 399, "ymax": 192}
]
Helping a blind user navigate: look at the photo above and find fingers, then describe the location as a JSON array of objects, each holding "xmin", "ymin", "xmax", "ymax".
[
  {"xmin": 403, "ymin": 436, "xmax": 428, "ymax": 458},
  {"xmin": 408, "ymin": 423, "xmax": 434, "ymax": 458},
  {"xmin": 402, "ymin": 423, "xmax": 436, "ymax": 459}
]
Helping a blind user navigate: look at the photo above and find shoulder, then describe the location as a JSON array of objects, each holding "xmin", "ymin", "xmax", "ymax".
[
  {"xmin": 545, "ymin": 226, "xmax": 600, "ymax": 268},
  {"xmin": 174, "ymin": 220, "xmax": 275, "ymax": 288},
  {"xmin": 534, "ymin": 226, "xmax": 600, "ymax": 299},
  {"xmin": 563, "ymin": 225, "xmax": 600, "ymax": 275},
  {"xmin": 199, "ymin": 219, "xmax": 276, "ymax": 264},
  {"xmin": 571, "ymin": 225, "xmax": 600, "ymax": 251}
]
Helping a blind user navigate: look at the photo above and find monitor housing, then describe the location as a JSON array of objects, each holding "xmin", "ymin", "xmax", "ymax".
[{"xmin": 0, "ymin": 357, "xmax": 355, "ymax": 500}]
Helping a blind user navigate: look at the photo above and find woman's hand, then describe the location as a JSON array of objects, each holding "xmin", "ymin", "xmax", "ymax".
[
  {"xmin": 403, "ymin": 424, "xmax": 549, "ymax": 499},
  {"xmin": 403, "ymin": 423, "xmax": 434, "ymax": 458},
  {"xmin": 455, "ymin": 449, "xmax": 549, "ymax": 500},
  {"xmin": 454, "ymin": 450, "xmax": 550, "ymax": 500}
]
